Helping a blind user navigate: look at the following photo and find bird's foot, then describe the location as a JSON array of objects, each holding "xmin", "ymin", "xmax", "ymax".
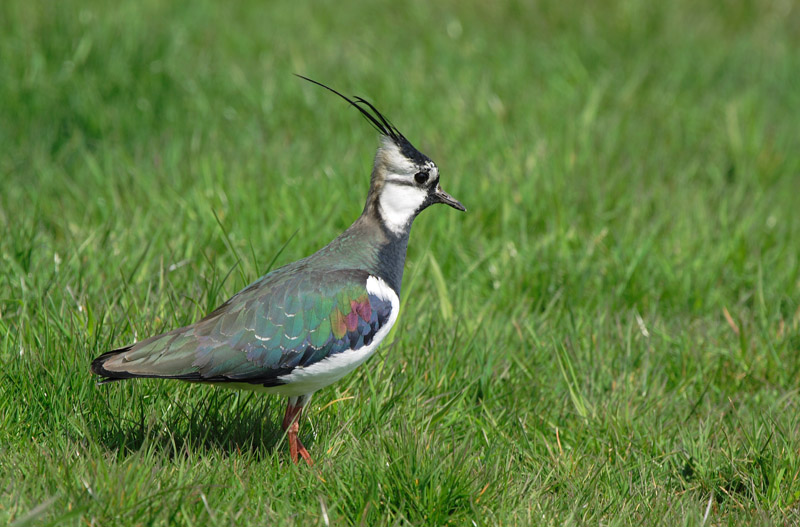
[
  {"xmin": 295, "ymin": 435, "xmax": 314, "ymax": 466},
  {"xmin": 288, "ymin": 423, "xmax": 314, "ymax": 466},
  {"xmin": 283, "ymin": 397, "xmax": 314, "ymax": 466}
]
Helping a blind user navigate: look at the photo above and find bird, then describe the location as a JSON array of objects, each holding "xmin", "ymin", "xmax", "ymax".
[{"xmin": 91, "ymin": 76, "xmax": 465, "ymax": 465}]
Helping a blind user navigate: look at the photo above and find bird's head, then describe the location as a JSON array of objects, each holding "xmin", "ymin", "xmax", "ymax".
[{"xmin": 297, "ymin": 76, "xmax": 465, "ymax": 236}]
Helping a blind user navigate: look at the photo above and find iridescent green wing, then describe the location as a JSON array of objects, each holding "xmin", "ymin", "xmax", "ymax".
[{"xmin": 92, "ymin": 268, "xmax": 394, "ymax": 386}]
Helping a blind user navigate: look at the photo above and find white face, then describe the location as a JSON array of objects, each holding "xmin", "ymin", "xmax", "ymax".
[{"xmin": 377, "ymin": 139, "xmax": 438, "ymax": 235}]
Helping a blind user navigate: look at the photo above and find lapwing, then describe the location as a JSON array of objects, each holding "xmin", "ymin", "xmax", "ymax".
[{"xmin": 91, "ymin": 76, "xmax": 465, "ymax": 465}]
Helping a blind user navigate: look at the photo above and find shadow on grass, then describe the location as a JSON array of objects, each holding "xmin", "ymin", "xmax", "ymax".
[{"xmin": 90, "ymin": 386, "xmax": 302, "ymax": 460}]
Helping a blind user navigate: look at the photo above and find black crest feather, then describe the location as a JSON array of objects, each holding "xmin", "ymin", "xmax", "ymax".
[
  {"xmin": 295, "ymin": 75, "xmax": 404, "ymax": 141},
  {"xmin": 295, "ymin": 75, "xmax": 432, "ymax": 166}
]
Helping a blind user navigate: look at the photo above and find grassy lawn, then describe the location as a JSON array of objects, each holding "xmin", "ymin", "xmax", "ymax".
[{"xmin": 2, "ymin": 0, "xmax": 800, "ymax": 524}]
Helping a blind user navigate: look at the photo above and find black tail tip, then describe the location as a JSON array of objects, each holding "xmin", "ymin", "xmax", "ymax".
[{"xmin": 90, "ymin": 346, "xmax": 132, "ymax": 381}]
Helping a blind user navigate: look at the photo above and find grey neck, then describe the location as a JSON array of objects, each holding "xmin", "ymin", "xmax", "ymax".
[
  {"xmin": 372, "ymin": 219, "xmax": 410, "ymax": 295},
  {"xmin": 309, "ymin": 197, "xmax": 411, "ymax": 296}
]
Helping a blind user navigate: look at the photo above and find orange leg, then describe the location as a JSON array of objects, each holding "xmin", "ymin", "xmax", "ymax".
[{"xmin": 282, "ymin": 395, "xmax": 313, "ymax": 466}]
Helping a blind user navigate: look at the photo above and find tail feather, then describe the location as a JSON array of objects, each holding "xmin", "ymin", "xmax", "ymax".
[
  {"xmin": 90, "ymin": 343, "xmax": 210, "ymax": 384},
  {"xmin": 91, "ymin": 345, "xmax": 135, "ymax": 382}
]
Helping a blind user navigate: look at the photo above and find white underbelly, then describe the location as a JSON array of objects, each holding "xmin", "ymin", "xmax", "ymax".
[{"xmin": 215, "ymin": 332, "xmax": 387, "ymax": 397}]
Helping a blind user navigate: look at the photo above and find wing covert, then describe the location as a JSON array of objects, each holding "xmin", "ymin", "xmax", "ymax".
[{"xmin": 99, "ymin": 269, "xmax": 395, "ymax": 386}]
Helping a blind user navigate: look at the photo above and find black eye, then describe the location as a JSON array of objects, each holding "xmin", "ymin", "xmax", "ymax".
[{"xmin": 414, "ymin": 171, "xmax": 429, "ymax": 184}]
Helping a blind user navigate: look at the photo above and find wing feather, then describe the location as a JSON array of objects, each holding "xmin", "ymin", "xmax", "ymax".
[{"xmin": 92, "ymin": 269, "xmax": 395, "ymax": 387}]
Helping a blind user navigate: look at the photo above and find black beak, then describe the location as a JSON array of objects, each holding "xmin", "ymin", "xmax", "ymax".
[{"xmin": 432, "ymin": 184, "xmax": 466, "ymax": 211}]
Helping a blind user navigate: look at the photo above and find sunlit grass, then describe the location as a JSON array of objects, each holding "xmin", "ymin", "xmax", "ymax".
[{"xmin": 2, "ymin": 0, "xmax": 800, "ymax": 524}]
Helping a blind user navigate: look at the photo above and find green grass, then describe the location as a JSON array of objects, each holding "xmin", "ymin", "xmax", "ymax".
[{"xmin": 2, "ymin": 0, "xmax": 800, "ymax": 524}]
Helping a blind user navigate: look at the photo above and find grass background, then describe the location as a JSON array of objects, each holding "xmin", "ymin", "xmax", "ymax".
[{"xmin": 2, "ymin": 0, "xmax": 800, "ymax": 524}]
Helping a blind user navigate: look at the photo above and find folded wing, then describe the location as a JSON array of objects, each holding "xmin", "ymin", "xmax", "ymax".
[{"xmin": 92, "ymin": 269, "xmax": 395, "ymax": 387}]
